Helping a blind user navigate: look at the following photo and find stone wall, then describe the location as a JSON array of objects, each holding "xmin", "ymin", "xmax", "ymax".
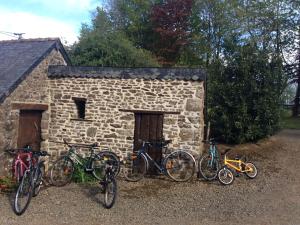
[
  {"xmin": 0, "ymin": 49, "xmax": 66, "ymax": 153},
  {"xmin": 48, "ymin": 78, "xmax": 205, "ymax": 158}
]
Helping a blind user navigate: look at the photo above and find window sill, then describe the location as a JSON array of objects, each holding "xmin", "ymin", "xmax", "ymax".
[{"xmin": 70, "ymin": 118, "xmax": 93, "ymax": 122}]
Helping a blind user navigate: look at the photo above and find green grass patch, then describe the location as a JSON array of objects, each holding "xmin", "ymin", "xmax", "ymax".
[
  {"xmin": 280, "ymin": 109, "xmax": 300, "ymax": 130},
  {"xmin": 71, "ymin": 163, "xmax": 100, "ymax": 184},
  {"xmin": 0, "ymin": 176, "xmax": 16, "ymax": 192}
]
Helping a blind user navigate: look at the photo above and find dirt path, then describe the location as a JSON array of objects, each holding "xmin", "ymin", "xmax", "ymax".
[{"xmin": 0, "ymin": 129, "xmax": 299, "ymax": 225}]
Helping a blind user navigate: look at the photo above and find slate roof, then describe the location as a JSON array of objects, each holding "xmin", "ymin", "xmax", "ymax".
[
  {"xmin": 0, "ymin": 38, "xmax": 71, "ymax": 103},
  {"xmin": 48, "ymin": 66, "xmax": 206, "ymax": 81}
]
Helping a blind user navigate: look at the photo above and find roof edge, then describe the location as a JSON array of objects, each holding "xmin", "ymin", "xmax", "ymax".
[
  {"xmin": 0, "ymin": 38, "xmax": 71, "ymax": 104},
  {"xmin": 48, "ymin": 65, "xmax": 206, "ymax": 81}
]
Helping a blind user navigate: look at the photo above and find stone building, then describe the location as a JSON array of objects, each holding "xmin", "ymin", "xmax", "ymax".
[
  {"xmin": 0, "ymin": 38, "xmax": 206, "ymax": 163},
  {"xmin": 0, "ymin": 38, "xmax": 70, "ymax": 154}
]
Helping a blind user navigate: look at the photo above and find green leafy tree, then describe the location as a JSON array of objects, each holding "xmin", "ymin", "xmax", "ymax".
[{"xmin": 69, "ymin": 8, "xmax": 159, "ymax": 67}]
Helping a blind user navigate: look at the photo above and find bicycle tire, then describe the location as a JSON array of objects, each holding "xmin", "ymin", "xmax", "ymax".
[
  {"xmin": 14, "ymin": 170, "xmax": 33, "ymax": 215},
  {"xmin": 104, "ymin": 177, "xmax": 117, "ymax": 209},
  {"xmin": 218, "ymin": 166, "xmax": 235, "ymax": 185},
  {"xmin": 33, "ymin": 164, "xmax": 45, "ymax": 197},
  {"xmin": 245, "ymin": 162, "xmax": 258, "ymax": 179},
  {"xmin": 198, "ymin": 154, "xmax": 220, "ymax": 181},
  {"xmin": 165, "ymin": 150, "xmax": 196, "ymax": 182},
  {"xmin": 123, "ymin": 154, "xmax": 147, "ymax": 182},
  {"xmin": 50, "ymin": 156, "xmax": 74, "ymax": 186},
  {"xmin": 93, "ymin": 151, "xmax": 120, "ymax": 179}
]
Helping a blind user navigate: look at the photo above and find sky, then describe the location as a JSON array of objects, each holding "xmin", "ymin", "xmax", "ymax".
[{"xmin": 0, "ymin": 0, "xmax": 103, "ymax": 45}]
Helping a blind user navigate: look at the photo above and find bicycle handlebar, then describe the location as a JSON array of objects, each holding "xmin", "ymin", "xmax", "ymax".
[{"xmin": 5, "ymin": 147, "xmax": 32, "ymax": 155}]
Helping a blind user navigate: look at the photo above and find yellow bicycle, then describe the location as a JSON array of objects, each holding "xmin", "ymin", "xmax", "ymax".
[{"xmin": 217, "ymin": 149, "xmax": 257, "ymax": 185}]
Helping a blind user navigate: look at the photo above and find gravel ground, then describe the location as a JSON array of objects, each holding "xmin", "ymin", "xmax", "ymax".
[{"xmin": 0, "ymin": 129, "xmax": 299, "ymax": 225}]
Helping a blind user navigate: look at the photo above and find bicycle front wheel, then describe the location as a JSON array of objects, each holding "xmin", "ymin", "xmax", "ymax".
[
  {"xmin": 218, "ymin": 166, "xmax": 234, "ymax": 185},
  {"xmin": 123, "ymin": 154, "xmax": 147, "ymax": 182},
  {"xmin": 50, "ymin": 157, "xmax": 74, "ymax": 186},
  {"xmin": 198, "ymin": 154, "xmax": 220, "ymax": 181},
  {"xmin": 165, "ymin": 151, "xmax": 196, "ymax": 182},
  {"xmin": 14, "ymin": 170, "xmax": 33, "ymax": 215},
  {"xmin": 104, "ymin": 177, "xmax": 117, "ymax": 209},
  {"xmin": 93, "ymin": 151, "xmax": 120, "ymax": 179}
]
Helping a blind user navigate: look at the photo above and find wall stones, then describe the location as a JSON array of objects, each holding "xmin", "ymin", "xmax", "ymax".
[
  {"xmin": 0, "ymin": 49, "xmax": 66, "ymax": 153},
  {"xmin": 48, "ymin": 77, "xmax": 205, "ymax": 157}
]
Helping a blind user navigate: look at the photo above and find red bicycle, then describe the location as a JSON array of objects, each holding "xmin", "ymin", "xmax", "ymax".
[{"xmin": 5, "ymin": 147, "xmax": 37, "ymax": 184}]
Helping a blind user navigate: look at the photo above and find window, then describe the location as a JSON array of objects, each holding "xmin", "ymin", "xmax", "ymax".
[{"xmin": 72, "ymin": 97, "xmax": 86, "ymax": 119}]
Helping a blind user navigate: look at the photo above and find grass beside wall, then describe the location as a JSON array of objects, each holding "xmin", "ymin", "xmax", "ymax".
[{"xmin": 281, "ymin": 109, "xmax": 300, "ymax": 130}]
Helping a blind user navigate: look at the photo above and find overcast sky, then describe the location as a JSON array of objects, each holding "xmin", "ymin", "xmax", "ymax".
[{"xmin": 0, "ymin": 0, "xmax": 102, "ymax": 45}]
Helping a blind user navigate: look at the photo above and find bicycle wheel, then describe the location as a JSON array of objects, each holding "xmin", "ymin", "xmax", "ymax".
[
  {"xmin": 218, "ymin": 166, "xmax": 234, "ymax": 185},
  {"xmin": 165, "ymin": 151, "xmax": 196, "ymax": 182},
  {"xmin": 93, "ymin": 151, "xmax": 120, "ymax": 179},
  {"xmin": 33, "ymin": 164, "xmax": 45, "ymax": 197},
  {"xmin": 198, "ymin": 154, "xmax": 220, "ymax": 181},
  {"xmin": 123, "ymin": 154, "xmax": 147, "ymax": 182},
  {"xmin": 50, "ymin": 157, "xmax": 74, "ymax": 186},
  {"xmin": 14, "ymin": 170, "xmax": 33, "ymax": 215},
  {"xmin": 245, "ymin": 162, "xmax": 258, "ymax": 179},
  {"xmin": 104, "ymin": 177, "xmax": 117, "ymax": 209}
]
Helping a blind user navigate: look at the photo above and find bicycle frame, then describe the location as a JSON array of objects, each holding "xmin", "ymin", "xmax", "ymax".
[
  {"xmin": 224, "ymin": 155, "xmax": 253, "ymax": 173},
  {"xmin": 66, "ymin": 146, "xmax": 96, "ymax": 170},
  {"xmin": 13, "ymin": 152, "xmax": 35, "ymax": 181},
  {"xmin": 208, "ymin": 141, "xmax": 219, "ymax": 166}
]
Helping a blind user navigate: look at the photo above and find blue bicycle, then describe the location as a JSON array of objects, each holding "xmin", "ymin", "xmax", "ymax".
[
  {"xmin": 123, "ymin": 139, "xmax": 196, "ymax": 182},
  {"xmin": 198, "ymin": 138, "xmax": 221, "ymax": 180}
]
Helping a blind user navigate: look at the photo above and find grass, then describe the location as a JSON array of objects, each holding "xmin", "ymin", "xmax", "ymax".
[{"xmin": 280, "ymin": 109, "xmax": 300, "ymax": 130}]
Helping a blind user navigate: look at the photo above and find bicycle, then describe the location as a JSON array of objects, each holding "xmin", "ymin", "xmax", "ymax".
[
  {"xmin": 14, "ymin": 150, "xmax": 49, "ymax": 215},
  {"xmin": 123, "ymin": 139, "xmax": 196, "ymax": 182},
  {"xmin": 50, "ymin": 139, "xmax": 120, "ymax": 186},
  {"xmin": 217, "ymin": 149, "xmax": 258, "ymax": 185},
  {"xmin": 100, "ymin": 159, "xmax": 117, "ymax": 209},
  {"xmin": 5, "ymin": 146, "xmax": 36, "ymax": 184}
]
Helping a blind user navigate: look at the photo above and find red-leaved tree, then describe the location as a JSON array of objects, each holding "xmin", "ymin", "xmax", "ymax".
[{"xmin": 151, "ymin": 0, "xmax": 193, "ymax": 67}]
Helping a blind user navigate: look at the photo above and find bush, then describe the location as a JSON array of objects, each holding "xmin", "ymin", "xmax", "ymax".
[{"xmin": 208, "ymin": 45, "xmax": 284, "ymax": 143}]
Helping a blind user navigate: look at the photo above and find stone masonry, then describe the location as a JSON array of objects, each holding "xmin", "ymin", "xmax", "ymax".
[
  {"xmin": 48, "ymin": 76, "xmax": 205, "ymax": 158},
  {"xmin": 0, "ymin": 49, "xmax": 66, "ymax": 152}
]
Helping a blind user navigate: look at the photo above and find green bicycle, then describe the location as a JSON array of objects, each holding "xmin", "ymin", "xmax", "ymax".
[{"xmin": 50, "ymin": 139, "xmax": 120, "ymax": 186}]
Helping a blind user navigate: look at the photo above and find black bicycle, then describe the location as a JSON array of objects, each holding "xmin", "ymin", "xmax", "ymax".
[
  {"xmin": 50, "ymin": 139, "xmax": 120, "ymax": 186},
  {"xmin": 13, "ymin": 150, "xmax": 49, "ymax": 215},
  {"xmin": 123, "ymin": 139, "xmax": 196, "ymax": 182},
  {"xmin": 100, "ymin": 159, "xmax": 117, "ymax": 209}
]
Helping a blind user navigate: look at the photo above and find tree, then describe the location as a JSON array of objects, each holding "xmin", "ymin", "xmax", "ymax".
[
  {"xmin": 209, "ymin": 44, "xmax": 283, "ymax": 143},
  {"xmin": 69, "ymin": 8, "xmax": 159, "ymax": 67},
  {"xmin": 150, "ymin": 0, "xmax": 193, "ymax": 66}
]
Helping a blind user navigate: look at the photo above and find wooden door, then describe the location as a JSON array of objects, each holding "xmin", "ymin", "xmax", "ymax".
[
  {"xmin": 134, "ymin": 113, "xmax": 164, "ymax": 168},
  {"xmin": 17, "ymin": 110, "xmax": 42, "ymax": 151}
]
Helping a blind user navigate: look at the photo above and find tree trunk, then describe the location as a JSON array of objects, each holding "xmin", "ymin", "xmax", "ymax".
[
  {"xmin": 292, "ymin": 47, "xmax": 300, "ymax": 117},
  {"xmin": 292, "ymin": 78, "xmax": 300, "ymax": 117}
]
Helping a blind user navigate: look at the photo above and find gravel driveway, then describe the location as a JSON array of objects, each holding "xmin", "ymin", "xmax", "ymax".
[{"xmin": 0, "ymin": 129, "xmax": 299, "ymax": 225}]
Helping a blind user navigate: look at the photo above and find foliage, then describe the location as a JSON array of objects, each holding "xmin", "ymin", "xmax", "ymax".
[
  {"xmin": 150, "ymin": 0, "xmax": 193, "ymax": 66},
  {"xmin": 69, "ymin": 8, "xmax": 159, "ymax": 67},
  {"xmin": 280, "ymin": 109, "xmax": 300, "ymax": 129},
  {"xmin": 71, "ymin": 163, "xmax": 98, "ymax": 184},
  {"xmin": 0, "ymin": 176, "xmax": 16, "ymax": 192},
  {"xmin": 208, "ymin": 45, "xmax": 283, "ymax": 143}
]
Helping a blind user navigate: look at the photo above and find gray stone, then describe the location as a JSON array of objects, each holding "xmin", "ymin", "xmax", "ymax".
[
  {"xmin": 87, "ymin": 127, "xmax": 97, "ymax": 137},
  {"xmin": 186, "ymin": 99, "xmax": 201, "ymax": 111}
]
